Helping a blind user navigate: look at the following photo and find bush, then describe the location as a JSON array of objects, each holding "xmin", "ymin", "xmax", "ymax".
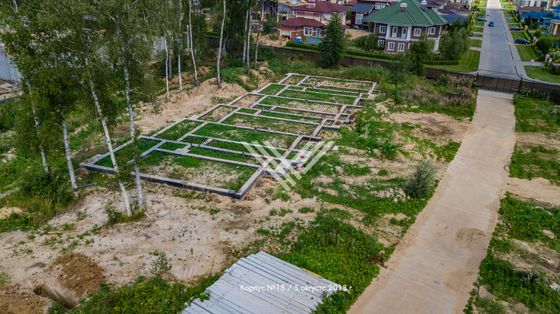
[
  {"xmin": 19, "ymin": 168, "xmax": 74, "ymax": 209},
  {"xmin": 353, "ymin": 34, "xmax": 380, "ymax": 52},
  {"xmin": 536, "ymin": 37, "xmax": 552, "ymax": 55},
  {"xmin": 404, "ymin": 160, "xmax": 435, "ymax": 198},
  {"xmin": 439, "ymin": 27, "xmax": 471, "ymax": 61}
]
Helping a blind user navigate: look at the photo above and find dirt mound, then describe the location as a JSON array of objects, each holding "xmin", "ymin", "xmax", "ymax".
[
  {"xmin": 0, "ymin": 287, "xmax": 49, "ymax": 314},
  {"xmin": 48, "ymin": 253, "xmax": 106, "ymax": 298}
]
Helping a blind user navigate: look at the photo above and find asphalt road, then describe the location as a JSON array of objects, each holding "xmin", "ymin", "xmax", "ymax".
[{"xmin": 478, "ymin": 0, "xmax": 524, "ymax": 79}]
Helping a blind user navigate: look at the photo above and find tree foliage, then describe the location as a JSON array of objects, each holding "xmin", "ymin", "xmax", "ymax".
[
  {"xmin": 439, "ymin": 27, "xmax": 470, "ymax": 61},
  {"xmin": 318, "ymin": 14, "xmax": 345, "ymax": 68}
]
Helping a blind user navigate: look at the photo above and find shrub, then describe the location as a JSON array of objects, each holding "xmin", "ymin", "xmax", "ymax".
[
  {"xmin": 404, "ymin": 160, "xmax": 435, "ymax": 198},
  {"xmin": 439, "ymin": 27, "xmax": 471, "ymax": 61},
  {"xmin": 353, "ymin": 34, "xmax": 380, "ymax": 52}
]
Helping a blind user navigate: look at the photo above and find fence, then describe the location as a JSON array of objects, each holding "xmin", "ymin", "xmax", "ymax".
[
  {"xmin": 0, "ymin": 44, "xmax": 21, "ymax": 83},
  {"xmin": 266, "ymin": 46, "xmax": 560, "ymax": 103}
]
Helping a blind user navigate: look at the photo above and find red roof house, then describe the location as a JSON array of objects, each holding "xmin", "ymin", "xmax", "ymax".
[{"xmin": 279, "ymin": 17, "xmax": 325, "ymax": 42}]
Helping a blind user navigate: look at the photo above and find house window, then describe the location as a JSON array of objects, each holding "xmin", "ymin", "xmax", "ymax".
[
  {"xmin": 397, "ymin": 43, "xmax": 405, "ymax": 52},
  {"xmin": 388, "ymin": 42, "xmax": 395, "ymax": 51},
  {"xmin": 401, "ymin": 27, "xmax": 407, "ymax": 39},
  {"xmin": 414, "ymin": 28, "xmax": 422, "ymax": 36},
  {"xmin": 391, "ymin": 26, "xmax": 398, "ymax": 37},
  {"xmin": 356, "ymin": 13, "xmax": 364, "ymax": 25},
  {"xmin": 428, "ymin": 27, "xmax": 436, "ymax": 35},
  {"xmin": 379, "ymin": 25, "xmax": 386, "ymax": 34},
  {"xmin": 378, "ymin": 39, "xmax": 385, "ymax": 48}
]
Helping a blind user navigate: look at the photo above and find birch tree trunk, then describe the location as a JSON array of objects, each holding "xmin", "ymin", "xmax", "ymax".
[
  {"xmin": 88, "ymin": 79, "xmax": 132, "ymax": 215},
  {"xmin": 188, "ymin": 0, "xmax": 198, "ymax": 85},
  {"xmin": 12, "ymin": 0, "xmax": 18, "ymax": 13},
  {"xmin": 61, "ymin": 118, "xmax": 78, "ymax": 198},
  {"xmin": 178, "ymin": 0, "xmax": 184, "ymax": 92},
  {"xmin": 242, "ymin": 8, "xmax": 249, "ymax": 72},
  {"xmin": 31, "ymin": 105, "xmax": 49, "ymax": 174},
  {"xmin": 26, "ymin": 84, "xmax": 49, "ymax": 174},
  {"xmin": 254, "ymin": 2, "xmax": 264, "ymax": 69},
  {"xmin": 124, "ymin": 65, "xmax": 145, "ymax": 211},
  {"xmin": 217, "ymin": 0, "xmax": 226, "ymax": 88},
  {"xmin": 164, "ymin": 37, "xmax": 170, "ymax": 97}
]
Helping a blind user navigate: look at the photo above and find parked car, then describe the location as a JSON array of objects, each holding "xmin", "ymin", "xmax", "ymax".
[
  {"xmin": 476, "ymin": 17, "xmax": 486, "ymax": 22},
  {"xmin": 488, "ymin": 21, "xmax": 495, "ymax": 27},
  {"xmin": 515, "ymin": 38, "xmax": 530, "ymax": 45},
  {"xmin": 510, "ymin": 25, "xmax": 521, "ymax": 31}
]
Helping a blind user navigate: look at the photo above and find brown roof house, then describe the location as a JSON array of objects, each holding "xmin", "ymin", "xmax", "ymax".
[{"xmin": 279, "ymin": 17, "xmax": 325, "ymax": 44}]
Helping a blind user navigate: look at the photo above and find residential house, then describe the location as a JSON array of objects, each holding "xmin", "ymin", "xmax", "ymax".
[
  {"xmin": 516, "ymin": 0, "xmax": 548, "ymax": 10},
  {"xmin": 349, "ymin": 1, "xmax": 395, "ymax": 28},
  {"xmin": 289, "ymin": 0, "xmax": 348, "ymax": 24},
  {"xmin": 279, "ymin": 17, "xmax": 325, "ymax": 44},
  {"xmin": 365, "ymin": 0, "xmax": 447, "ymax": 53}
]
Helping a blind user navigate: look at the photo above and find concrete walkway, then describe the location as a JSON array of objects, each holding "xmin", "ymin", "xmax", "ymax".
[{"xmin": 349, "ymin": 90, "xmax": 516, "ymax": 314}]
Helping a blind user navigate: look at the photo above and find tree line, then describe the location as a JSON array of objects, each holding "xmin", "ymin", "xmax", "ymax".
[{"xmin": 0, "ymin": 0, "xmax": 275, "ymax": 216}]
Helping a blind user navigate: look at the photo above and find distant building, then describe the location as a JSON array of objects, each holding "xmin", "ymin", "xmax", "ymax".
[
  {"xmin": 288, "ymin": 0, "xmax": 348, "ymax": 24},
  {"xmin": 0, "ymin": 43, "xmax": 20, "ymax": 83},
  {"xmin": 279, "ymin": 17, "xmax": 325, "ymax": 44},
  {"xmin": 349, "ymin": 1, "xmax": 395, "ymax": 28},
  {"xmin": 365, "ymin": 0, "xmax": 447, "ymax": 53}
]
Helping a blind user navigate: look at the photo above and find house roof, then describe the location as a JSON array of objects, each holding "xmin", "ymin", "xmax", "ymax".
[
  {"xmin": 290, "ymin": 2, "xmax": 348, "ymax": 14},
  {"xmin": 520, "ymin": 6, "xmax": 545, "ymax": 13},
  {"xmin": 280, "ymin": 17, "xmax": 325, "ymax": 28},
  {"xmin": 351, "ymin": 3, "xmax": 376, "ymax": 13},
  {"xmin": 364, "ymin": 0, "xmax": 447, "ymax": 26}
]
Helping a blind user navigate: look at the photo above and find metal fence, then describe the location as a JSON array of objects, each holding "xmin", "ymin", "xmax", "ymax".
[
  {"xmin": 266, "ymin": 46, "xmax": 560, "ymax": 103},
  {"xmin": 0, "ymin": 44, "xmax": 21, "ymax": 83}
]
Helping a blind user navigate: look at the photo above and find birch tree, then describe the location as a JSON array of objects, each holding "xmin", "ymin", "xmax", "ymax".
[
  {"xmin": 188, "ymin": 0, "xmax": 199, "ymax": 85},
  {"xmin": 177, "ymin": 0, "xmax": 184, "ymax": 91},
  {"xmin": 216, "ymin": 0, "xmax": 226, "ymax": 88},
  {"xmin": 254, "ymin": 0, "xmax": 265, "ymax": 69}
]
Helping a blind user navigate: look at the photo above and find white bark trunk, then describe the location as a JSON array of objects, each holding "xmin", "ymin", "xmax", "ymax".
[
  {"xmin": 31, "ymin": 105, "xmax": 49, "ymax": 174},
  {"xmin": 164, "ymin": 37, "xmax": 170, "ymax": 97},
  {"xmin": 26, "ymin": 83, "xmax": 49, "ymax": 174},
  {"xmin": 124, "ymin": 65, "xmax": 145, "ymax": 211},
  {"xmin": 61, "ymin": 118, "xmax": 78, "ymax": 198},
  {"xmin": 188, "ymin": 0, "xmax": 198, "ymax": 85},
  {"xmin": 254, "ymin": 3, "xmax": 264, "ymax": 69},
  {"xmin": 217, "ymin": 0, "xmax": 226, "ymax": 88},
  {"xmin": 242, "ymin": 9, "xmax": 249, "ymax": 70},
  {"xmin": 178, "ymin": 0, "xmax": 184, "ymax": 92},
  {"xmin": 12, "ymin": 0, "xmax": 18, "ymax": 13},
  {"xmin": 88, "ymin": 79, "xmax": 132, "ymax": 215}
]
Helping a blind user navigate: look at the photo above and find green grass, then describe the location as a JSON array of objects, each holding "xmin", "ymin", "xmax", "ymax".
[
  {"xmin": 69, "ymin": 276, "xmax": 218, "ymax": 313},
  {"xmin": 157, "ymin": 120, "xmax": 201, "ymax": 141},
  {"xmin": 260, "ymin": 83, "xmax": 285, "ymax": 95},
  {"xmin": 279, "ymin": 89, "xmax": 356, "ymax": 105},
  {"xmin": 510, "ymin": 144, "xmax": 560, "ymax": 185},
  {"xmin": 525, "ymin": 66, "xmax": 560, "ymax": 83},
  {"xmin": 140, "ymin": 151, "xmax": 256, "ymax": 190},
  {"xmin": 513, "ymin": 94, "xmax": 560, "ymax": 134},
  {"xmin": 516, "ymin": 45, "xmax": 538, "ymax": 62},
  {"xmin": 467, "ymin": 196, "xmax": 560, "ymax": 313},
  {"xmin": 223, "ymin": 113, "xmax": 317, "ymax": 135},
  {"xmin": 470, "ymin": 38, "xmax": 482, "ymax": 48},
  {"xmin": 194, "ymin": 123, "xmax": 297, "ymax": 149},
  {"xmin": 278, "ymin": 209, "xmax": 384, "ymax": 313},
  {"xmin": 96, "ymin": 139, "xmax": 159, "ymax": 168},
  {"xmin": 429, "ymin": 50, "xmax": 480, "ymax": 73}
]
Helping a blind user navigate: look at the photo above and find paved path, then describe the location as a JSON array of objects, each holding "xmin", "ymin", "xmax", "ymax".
[
  {"xmin": 349, "ymin": 90, "xmax": 516, "ymax": 314},
  {"xmin": 478, "ymin": 0, "xmax": 523, "ymax": 80}
]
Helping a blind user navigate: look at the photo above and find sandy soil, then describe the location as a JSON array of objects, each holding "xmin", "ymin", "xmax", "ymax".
[
  {"xmin": 506, "ymin": 177, "xmax": 560, "ymax": 208},
  {"xmin": 350, "ymin": 91, "xmax": 516, "ymax": 314},
  {"xmin": 389, "ymin": 112, "xmax": 470, "ymax": 144},
  {"xmin": 135, "ymin": 79, "xmax": 246, "ymax": 134},
  {"xmin": 346, "ymin": 29, "xmax": 371, "ymax": 40}
]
